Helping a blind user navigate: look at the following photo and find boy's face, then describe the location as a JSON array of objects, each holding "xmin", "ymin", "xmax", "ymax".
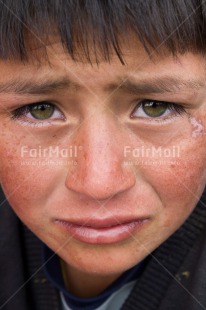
[{"xmin": 0, "ymin": 39, "xmax": 206, "ymax": 278}]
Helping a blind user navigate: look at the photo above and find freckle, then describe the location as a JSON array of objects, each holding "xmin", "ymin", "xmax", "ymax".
[
  {"xmin": 189, "ymin": 116, "xmax": 205, "ymax": 138},
  {"xmin": 170, "ymin": 164, "xmax": 175, "ymax": 168}
]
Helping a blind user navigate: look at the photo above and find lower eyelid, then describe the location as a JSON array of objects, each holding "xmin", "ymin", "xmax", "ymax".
[
  {"xmin": 13, "ymin": 116, "xmax": 63, "ymax": 128},
  {"xmin": 131, "ymin": 109, "xmax": 186, "ymax": 124}
]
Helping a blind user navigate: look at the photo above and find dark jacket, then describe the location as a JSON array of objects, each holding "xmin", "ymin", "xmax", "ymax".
[{"xmin": 0, "ymin": 186, "xmax": 206, "ymax": 310}]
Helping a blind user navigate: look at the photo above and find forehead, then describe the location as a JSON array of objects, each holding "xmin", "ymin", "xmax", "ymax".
[{"xmin": 0, "ymin": 40, "xmax": 205, "ymax": 97}]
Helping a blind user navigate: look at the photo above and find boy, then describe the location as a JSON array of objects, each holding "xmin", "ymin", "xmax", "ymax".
[{"xmin": 0, "ymin": 0, "xmax": 206, "ymax": 309}]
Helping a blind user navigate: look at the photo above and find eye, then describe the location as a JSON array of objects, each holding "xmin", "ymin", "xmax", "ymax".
[
  {"xmin": 29, "ymin": 103, "xmax": 55, "ymax": 119},
  {"xmin": 11, "ymin": 102, "xmax": 65, "ymax": 124},
  {"xmin": 131, "ymin": 100, "xmax": 185, "ymax": 119}
]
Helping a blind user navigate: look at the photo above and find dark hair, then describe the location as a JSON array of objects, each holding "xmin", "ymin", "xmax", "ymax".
[{"xmin": 0, "ymin": 0, "xmax": 206, "ymax": 63}]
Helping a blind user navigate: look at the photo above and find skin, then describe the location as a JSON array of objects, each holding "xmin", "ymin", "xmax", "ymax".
[{"xmin": 0, "ymin": 39, "xmax": 206, "ymax": 297}]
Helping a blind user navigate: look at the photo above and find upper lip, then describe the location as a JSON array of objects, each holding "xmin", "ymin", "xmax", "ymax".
[{"xmin": 55, "ymin": 216, "xmax": 149, "ymax": 228}]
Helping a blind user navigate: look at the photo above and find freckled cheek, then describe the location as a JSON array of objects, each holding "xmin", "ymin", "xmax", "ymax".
[
  {"xmin": 143, "ymin": 141, "xmax": 206, "ymax": 213},
  {"xmin": 0, "ymin": 150, "xmax": 62, "ymax": 219},
  {"xmin": 0, "ymin": 165, "xmax": 42, "ymax": 209}
]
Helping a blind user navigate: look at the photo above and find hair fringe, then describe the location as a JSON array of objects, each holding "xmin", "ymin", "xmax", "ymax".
[{"xmin": 0, "ymin": 0, "xmax": 206, "ymax": 63}]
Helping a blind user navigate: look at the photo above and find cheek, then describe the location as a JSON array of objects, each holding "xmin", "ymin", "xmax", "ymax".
[
  {"xmin": 0, "ymin": 143, "xmax": 60, "ymax": 222},
  {"xmin": 0, "ymin": 162, "xmax": 43, "ymax": 217},
  {"xmin": 143, "ymin": 137, "xmax": 206, "ymax": 218}
]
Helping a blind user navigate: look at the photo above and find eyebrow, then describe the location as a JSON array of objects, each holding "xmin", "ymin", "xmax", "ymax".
[
  {"xmin": 106, "ymin": 76, "xmax": 204, "ymax": 95},
  {"xmin": 0, "ymin": 77, "xmax": 79, "ymax": 95},
  {"xmin": 0, "ymin": 75, "xmax": 203, "ymax": 96}
]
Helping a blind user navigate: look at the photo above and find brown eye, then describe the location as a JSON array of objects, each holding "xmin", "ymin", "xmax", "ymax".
[{"xmin": 30, "ymin": 103, "xmax": 54, "ymax": 119}]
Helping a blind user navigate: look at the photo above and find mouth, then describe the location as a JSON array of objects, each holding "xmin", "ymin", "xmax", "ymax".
[{"xmin": 54, "ymin": 217, "xmax": 149, "ymax": 245}]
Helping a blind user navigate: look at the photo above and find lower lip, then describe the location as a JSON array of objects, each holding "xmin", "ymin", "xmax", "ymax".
[{"xmin": 54, "ymin": 219, "xmax": 148, "ymax": 244}]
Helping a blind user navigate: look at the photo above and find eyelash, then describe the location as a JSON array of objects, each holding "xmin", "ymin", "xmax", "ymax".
[
  {"xmin": 11, "ymin": 102, "xmax": 65, "ymax": 126},
  {"xmin": 10, "ymin": 99, "xmax": 187, "ymax": 127},
  {"xmin": 131, "ymin": 99, "xmax": 187, "ymax": 121}
]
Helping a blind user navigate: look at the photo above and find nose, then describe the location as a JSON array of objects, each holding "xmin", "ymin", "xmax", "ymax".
[{"xmin": 65, "ymin": 113, "xmax": 136, "ymax": 201}]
